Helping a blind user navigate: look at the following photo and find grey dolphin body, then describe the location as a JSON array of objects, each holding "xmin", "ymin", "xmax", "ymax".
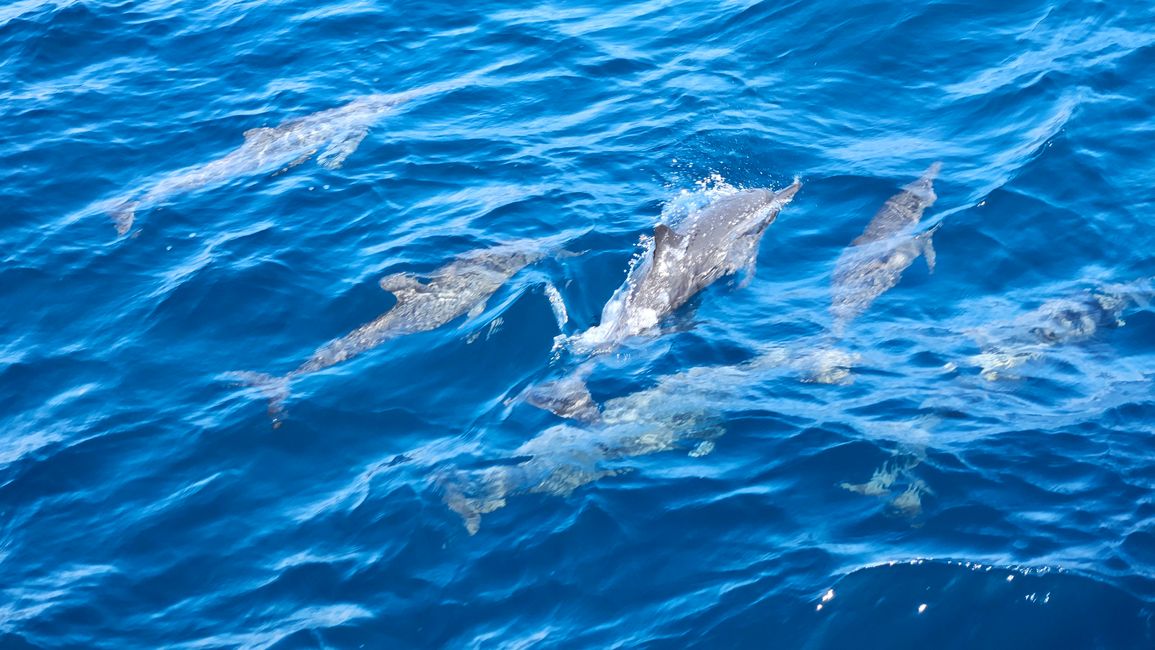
[
  {"xmin": 567, "ymin": 180, "xmax": 801, "ymax": 355},
  {"xmin": 230, "ymin": 244, "xmax": 544, "ymax": 424},
  {"xmin": 969, "ymin": 279, "xmax": 1153, "ymax": 380},
  {"xmin": 522, "ymin": 181, "xmax": 799, "ymax": 419},
  {"xmin": 830, "ymin": 163, "xmax": 942, "ymax": 333},
  {"xmin": 109, "ymin": 93, "xmax": 405, "ymax": 234},
  {"xmin": 440, "ymin": 361, "xmax": 770, "ymax": 533}
]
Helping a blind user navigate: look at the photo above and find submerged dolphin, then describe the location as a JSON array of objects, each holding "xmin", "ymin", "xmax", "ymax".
[
  {"xmin": 439, "ymin": 361, "xmax": 768, "ymax": 534},
  {"xmin": 565, "ymin": 180, "xmax": 802, "ymax": 355},
  {"xmin": 439, "ymin": 419, "xmax": 720, "ymax": 535},
  {"xmin": 830, "ymin": 163, "xmax": 942, "ymax": 333},
  {"xmin": 228, "ymin": 243, "xmax": 547, "ymax": 425},
  {"xmin": 109, "ymin": 93, "xmax": 406, "ymax": 234},
  {"xmin": 968, "ymin": 278, "xmax": 1153, "ymax": 380}
]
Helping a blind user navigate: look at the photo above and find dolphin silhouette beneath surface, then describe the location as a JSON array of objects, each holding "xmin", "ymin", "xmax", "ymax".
[
  {"xmin": 830, "ymin": 162, "xmax": 942, "ymax": 334},
  {"xmin": 968, "ymin": 278, "xmax": 1153, "ymax": 380},
  {"xmin": 108, "ymin": 93, "xmax": 408, "ymax": 235},
  {"xmin": 437, "ymin": 360, "xmax": 780, "ymax": 534},
  {"xmin": 227, "ymin": 243, "xmax": 551, "ymax": 426},
  {"xmin": 564, "ymin": 180, "xmax": 801, "ymax": 356}
]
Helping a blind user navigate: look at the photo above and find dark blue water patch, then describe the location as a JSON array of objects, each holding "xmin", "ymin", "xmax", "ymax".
[{"xmin": 806, "ymin": 561, "xmax": 1153, "ymax": 650}]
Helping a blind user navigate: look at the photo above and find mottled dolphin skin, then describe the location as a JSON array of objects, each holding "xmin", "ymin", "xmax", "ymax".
[
  {"xmin": 566, "ymin": 180, "xmax": 801, "ymax": 355},
  {"xmin": 830, "ymin": 163, "xmax": 942, "ymax": 333},
  {"xmin": 969, "ymin": 278, "xmax": 1153, "ymax": 380},
  {"xmin": 228, "ymin": 243, "xmax": 545, "ymax": 425},
  {"xmin": 109, "ymin": 93, "xmax": 406, "ymax": 234}
]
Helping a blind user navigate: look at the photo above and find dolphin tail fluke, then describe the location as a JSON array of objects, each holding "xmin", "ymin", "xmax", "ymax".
[
  {"xmin": 222, "ymin": 371, "xmax": 291, "ymax": 428},
  {"xmin": 436, "ymin": 468, "xmax": 509, "ymax": 535},
  {"xmin": 111, "ymin": 201, "xmax": 139, "ymax": 236}
]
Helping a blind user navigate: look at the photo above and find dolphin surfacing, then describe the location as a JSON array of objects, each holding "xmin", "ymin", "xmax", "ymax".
[
  {"xmin": 521, "ymin": 180, "xmax": 799, "ymax": 419},
  {"xmin": 108, "ymin": 94, "xmax": 407, "ymax": 235},
  {"xmin": 566, "ymin": 180, "xmax": 801, "ymax": 355},
  {"xmin": 830, "ymin": 163, "xmax": 942, "ymax": 333},
  {"xmin": 227, "ymin": 243, "xmax": 546, "ymax": 425}
]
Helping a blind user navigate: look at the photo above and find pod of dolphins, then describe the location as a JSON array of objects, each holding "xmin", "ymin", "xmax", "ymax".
[{"xmin": 102, "ymin": 91, "xmax": 1153, "ymax": 534}]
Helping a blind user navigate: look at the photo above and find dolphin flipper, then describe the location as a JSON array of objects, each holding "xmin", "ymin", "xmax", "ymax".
[
  {"xmin": 317, "ymin": 129, "xmax": 368, "ymax": 170},
  {"xmin": 922, "ymin": 236, "xmax": 937, "ymax": 273},
  {"xmin": 919, "ymin": 223, "xmax": 942, "ymax": 273},
  {"xmin": 736, "ymin": 256, "xmax": 758, "ymax": 289},
  {"xmin": 466, "ymin": 300, "xmax": 488, "ymax": 320}
]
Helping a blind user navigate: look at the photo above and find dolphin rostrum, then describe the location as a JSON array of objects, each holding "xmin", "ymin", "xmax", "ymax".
[
  {"xmin": 566, "ymin": 180, "xmax": 802, "ymax": 355},
  {"xmin": 228, "ymin": 243, "xmax": 548, "ymax": 425},
  {"xmin": 108, "ymin": 93, "xmax": 407, "ymax": 235},
  {"xmin": 830, "ymin": 163, "xmax": 942, "ymax": 333}
]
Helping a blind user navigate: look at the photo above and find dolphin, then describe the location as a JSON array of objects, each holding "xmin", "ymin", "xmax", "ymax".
[
  {"xmin": 565, "ymin": 180, "xmax": 802, "ymax": 356},
  {"xmin": 227, "ymin": 243, "xmax": 548, "ymax": 425},
  {"xmin": 439, "ymin": 356, "xmax": 807, "ymax": 533},
  {"xmin": 108, "ymin": 93, "xmax": 407, "ymax": 235},
  {"xmin": 830, "ymin": 163, "xmax": 942, "ymax": 333},
  {"xmin": 441, "ymin": 345, "xmax": 886, "ymax": 533},
  {"xmin": 522, "ymin": 181, "xmax": 799, "ymax": 419},
  {"xmin": 968, "ymin": 278, "xmax": 1153, "ymax": 380},
  {"xmin": 840, "ymin": 452, "xmax": 932, "ymax": 518},
  {"xmin": 439, "ymin": 418, "xmax": 721, "ymax": 535}
]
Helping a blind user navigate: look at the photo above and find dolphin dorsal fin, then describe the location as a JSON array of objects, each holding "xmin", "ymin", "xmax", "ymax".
[
  {"xmin": 379, "ymin": 272, "xmax": 424, "ymax": 298},
  {"xmin": 653, "ymin": 224, "xmax": 683, "ymax": 255},
  {"xmin": 243, "ymin": 127, "xmax": 276, "ymax": 144}
]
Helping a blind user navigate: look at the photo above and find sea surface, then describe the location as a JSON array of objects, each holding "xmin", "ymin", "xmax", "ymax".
[{"xmin": 2, "ymin": 0, "xmax": 1155, "ymax": 648}]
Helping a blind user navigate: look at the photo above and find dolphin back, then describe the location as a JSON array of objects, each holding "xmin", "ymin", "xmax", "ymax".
[{"xmin": 853, "ymin": 162, "xmax": 941, "ymax": 245}]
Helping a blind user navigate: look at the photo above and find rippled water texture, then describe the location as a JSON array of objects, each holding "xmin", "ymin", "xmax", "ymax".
[{"xmin": 2, "ymin": 1, "xmax": 1154, "ymax": 647}]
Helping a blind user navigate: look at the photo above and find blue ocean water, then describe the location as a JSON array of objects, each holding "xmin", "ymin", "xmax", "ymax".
[{"xmin": 3, "ymin": 0, "xmax": 1155, "ymax": 647}]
